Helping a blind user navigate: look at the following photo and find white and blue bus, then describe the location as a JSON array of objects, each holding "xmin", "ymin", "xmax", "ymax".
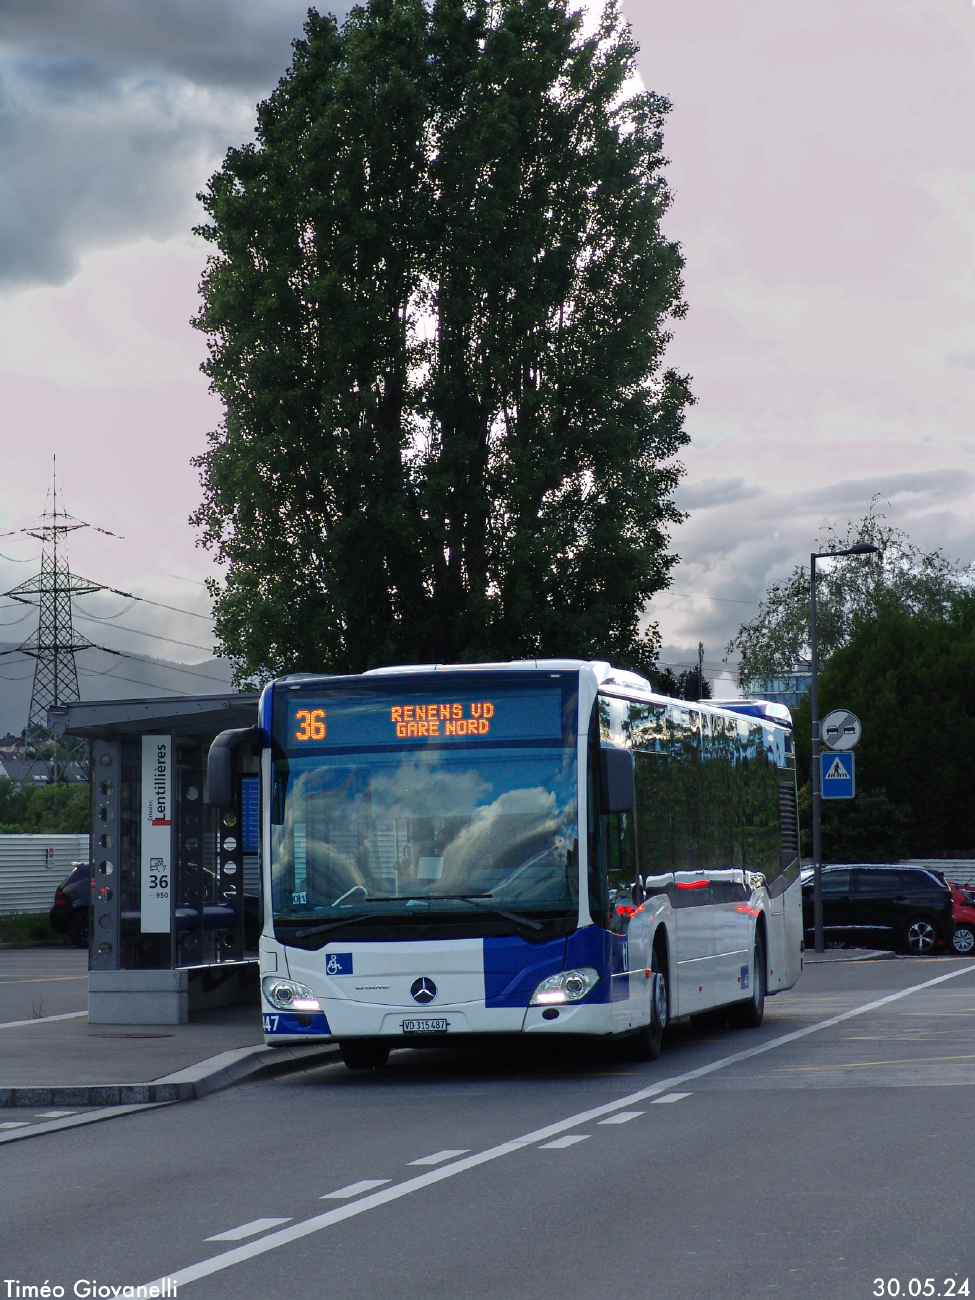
[{"xmin": 208, "ymin": 660, "xmax": 802, "ymax": 1068}]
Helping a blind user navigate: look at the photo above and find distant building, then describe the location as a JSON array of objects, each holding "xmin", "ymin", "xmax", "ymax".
[{"xmin": 745, "ymin": 673, "xmax": 811, "ymax": 713}]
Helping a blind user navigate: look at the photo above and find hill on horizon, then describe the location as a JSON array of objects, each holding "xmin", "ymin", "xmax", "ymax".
[{"xmin": 0, "ymin": 643, "xmax": 235, "ymax": 736}]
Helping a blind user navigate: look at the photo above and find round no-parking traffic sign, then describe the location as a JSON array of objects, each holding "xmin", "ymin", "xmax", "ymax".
[{"xmin": 821, "ymin": 708, "xmax": 861, "ymax": 751}]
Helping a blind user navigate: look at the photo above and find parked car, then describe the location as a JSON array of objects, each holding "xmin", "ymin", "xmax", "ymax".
[
  {"xmin": 801, "ymin": 865, "xmax": 954, "ymax": 954},
  {"xmin": 50, "ymin": 864, "xmax": 261, "ymax": 951},
  {"xmin": 49, "ymin": 861, "xmax": 91, "ymax": 948},
  {"xmin": 948, "ymin": 881, "xmax": 975, "ymax": 955}
]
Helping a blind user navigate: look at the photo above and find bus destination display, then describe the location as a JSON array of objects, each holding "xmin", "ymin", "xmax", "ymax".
[{"xmin": 285, "ymin": 686, "xmax": 566, "ymax": 749}]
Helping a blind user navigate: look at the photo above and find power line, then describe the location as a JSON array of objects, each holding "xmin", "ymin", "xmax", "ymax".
[
  {"xmin": 77, "ymin": 667, "xmax": 210, "ymax": 696},
  {"xmin": 123, "ymin": 592, "xmax": 213, "ymax": 622},
  {"xmin": 96, "ymin": 647, "xmax": 230, "ymax": 685},
  {"xmin": 72, "ymin": 611, "xmax": 216, "ymax": 655},
  {"xmin": 655, "ymin": 590, "xmax": 759, "ymax": 607}
]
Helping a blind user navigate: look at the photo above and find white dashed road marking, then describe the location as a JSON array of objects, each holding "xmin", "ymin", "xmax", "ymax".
[
  {"xmin": 597, "ymin": 1111, "xmax": 644, "ymax": 1125},
  {"xmin": 35, "ymin": 1110, "xmax": 78, "ymax": 1119},
  {"xmin": 322, "ymin": 1179, "xmax": 390, "ymax": 1199},
  {"xmin": 206, "ymin": 1218, "xmax": 292, "ymax": 1242},
  {"xmin": 141, "ymin": 963, "xmax": 975, "ymax": 1292},
  {"xmin": 0, "ymin": 1122, "xmax": 29, "ymax": 1130},
  {"xmin": 651, "ymin": 1092, "xmax": 690, "ymax": 1104},
  {"xmin": 409, "ymin": 1149, "xmax": 470, "ymax": 1166},
  {"xmin": 540, "ymin": 1134, "xmax": 590, "ymax": 1149}
]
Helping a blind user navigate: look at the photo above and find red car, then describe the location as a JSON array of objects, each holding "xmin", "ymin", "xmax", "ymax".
[{"xmin": 948, "ymin": 882, "xmax": 975, "ymax": 955}]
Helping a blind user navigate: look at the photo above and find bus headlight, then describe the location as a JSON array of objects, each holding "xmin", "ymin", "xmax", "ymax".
[
  {"xmin": 262, "ymin": 976, "xmax": 321, "ymax": 1012},
  {"xmin": 530, "ymin": 968, "xmax": 600, "ymax": 1006}
]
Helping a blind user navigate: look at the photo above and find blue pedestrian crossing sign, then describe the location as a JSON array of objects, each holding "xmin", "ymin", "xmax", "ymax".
[{"xmin": 821, "ymin": 750, "xmax": 855, "ymax": 799}]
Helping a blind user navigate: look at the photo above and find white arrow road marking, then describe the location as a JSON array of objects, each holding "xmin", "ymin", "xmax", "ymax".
[
  {"xmin": 206, "ymin": 1218, "xmax": 292, "ymax": 1242},
  {"xmin": 141, "ymin": 963, "xmax": 975, "ymax": 1292}
]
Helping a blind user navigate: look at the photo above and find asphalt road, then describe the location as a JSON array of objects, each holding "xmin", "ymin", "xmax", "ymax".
[
  {"xmin": 0, "ymin": 947, "xmax": 87, "ymax": 1022},
  {"xmin": 4, "ymin": 956, "xmax": 975, "ymax": 1300}
]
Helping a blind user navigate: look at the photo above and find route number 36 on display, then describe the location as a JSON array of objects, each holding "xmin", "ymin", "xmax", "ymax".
[
  {"xmin": 295, "ymin": 709, "xmax": 326, "ymax": 741},
  {"xmin": 873, "ymin": 1280, "xmax": 970, "ymax": 1297}
]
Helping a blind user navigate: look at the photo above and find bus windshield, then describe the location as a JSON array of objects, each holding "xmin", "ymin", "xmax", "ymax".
[{"xmin": 270, "ymin": 674, "xmax": 579, "ymax": 944}]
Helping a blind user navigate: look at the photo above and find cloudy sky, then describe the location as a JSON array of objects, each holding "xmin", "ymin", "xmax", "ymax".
[{"xmin": 0, "ymin": 0, "xmax": 973, "ymax": 704}]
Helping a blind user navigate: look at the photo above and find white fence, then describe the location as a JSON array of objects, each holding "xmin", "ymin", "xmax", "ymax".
[
  {"xmin": 0, "ymin": 834, "xmax": 90, "ymax": 915},
  {"xmin": 903, "ymin": 859, "xmax": 975, "ymax": 887}
]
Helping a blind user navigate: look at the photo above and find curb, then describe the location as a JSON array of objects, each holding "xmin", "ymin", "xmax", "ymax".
[
  {"xmin": 0, "ymin": 1040, "xmax": 341, "ymax": 1108},
  {"xmin": 803, "ymin": 949, "xmax": 896, "ymax": 964},
  {"xmin": 0, "ymin": 940, "xmax": 72, "ymax": 950}
]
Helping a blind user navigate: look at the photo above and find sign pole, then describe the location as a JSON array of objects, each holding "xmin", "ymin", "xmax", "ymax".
[
  {"xmin": 807, "ymin": 537, "xmax": 877, "ymax": 954},
  {"xmin": 810, "ymin": 554, "xmax": 824, "ymax": 954}
]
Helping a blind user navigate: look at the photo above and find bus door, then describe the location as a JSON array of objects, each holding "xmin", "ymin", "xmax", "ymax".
[{"xmin": 601, "ymin": 809, "xmax": 649, "ymax": 1032}]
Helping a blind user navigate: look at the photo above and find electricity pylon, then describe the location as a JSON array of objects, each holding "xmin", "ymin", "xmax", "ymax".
[{"xmin": 1, "ymin": 464, "xmax": 119, "ymax": 781}]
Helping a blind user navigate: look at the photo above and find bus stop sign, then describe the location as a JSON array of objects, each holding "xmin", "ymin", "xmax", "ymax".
[
  {"xmin": 821, "ymin": 709, "xmax": 861, "ymax": 751},
  {"xmin": 821, "ymin": 750, "xmax": 855, "ymax": 799}
]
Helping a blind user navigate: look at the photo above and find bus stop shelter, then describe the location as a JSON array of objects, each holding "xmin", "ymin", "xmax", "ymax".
[{"xmin": 50, "ymin": 692, "xmax": 260, "ymax": 1024}]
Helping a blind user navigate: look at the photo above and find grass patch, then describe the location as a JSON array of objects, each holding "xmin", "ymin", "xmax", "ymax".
[{"xmin": 0, "ymin": 912, "xmax": 67, "ymax": 945}]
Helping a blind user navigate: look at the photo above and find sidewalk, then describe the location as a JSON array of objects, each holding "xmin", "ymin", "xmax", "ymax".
[{"xmin": 0, "ymin": 991, "xmax": 338, "ymax": 1107}]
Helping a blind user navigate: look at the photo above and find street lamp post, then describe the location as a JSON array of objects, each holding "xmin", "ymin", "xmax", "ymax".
[{"xmin": 810, "ymin": 542, "xmax": 879, "ymax": 953}]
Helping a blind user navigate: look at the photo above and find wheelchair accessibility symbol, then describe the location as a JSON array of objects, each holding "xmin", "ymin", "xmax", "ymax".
[{"xmin": 325, "ymin": 952, "xmax": 353, "ymax": 975}]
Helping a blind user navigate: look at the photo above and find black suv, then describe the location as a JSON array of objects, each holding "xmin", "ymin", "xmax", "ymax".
[
  {"xmin": 49, "ymin": 861, "xmax": 91, "ymax": 948},
  {"xmin": 802, "ymin": 866, "xmax": 954, "ymax": 954}
]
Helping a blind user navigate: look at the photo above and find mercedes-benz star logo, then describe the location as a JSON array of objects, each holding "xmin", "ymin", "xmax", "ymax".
[{"xmin": 411, "ymin": 977, "xmax": 437, "ymax": 1005}]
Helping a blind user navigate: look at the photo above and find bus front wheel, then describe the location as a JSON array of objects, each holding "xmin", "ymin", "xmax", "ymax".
[
  {"xmin": 617, "ymin": 953, "xmax": 668, "ymax": 1062},
  {"xmin": 339, "ymin": 1039, "xmax": 390, "ymax": 1070}
]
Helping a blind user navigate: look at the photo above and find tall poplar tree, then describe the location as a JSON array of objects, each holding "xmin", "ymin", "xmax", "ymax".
[{"xmin": 192, "ymin": 0, "xmax": 691, "ymax": 682}]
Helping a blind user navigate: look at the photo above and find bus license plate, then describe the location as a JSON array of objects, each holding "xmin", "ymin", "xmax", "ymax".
[{"xmin": 401, "ymin": 1018, "xmax": 449, "ymax": 1034}]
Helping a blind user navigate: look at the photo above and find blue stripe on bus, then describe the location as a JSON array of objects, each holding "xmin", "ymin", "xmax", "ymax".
[
  {"xmin": 263, "ymin": 1011, "xmax": 331, "ymax": 1036},
  {"xmin": 483, "ymin": 927, "xmax": 628, "ymax": 1007},
  {"xmin": 483, "ymin": 935, "xmax": 566, "ymax": 1007},
  {"xmin": 564, "ymin": 925, "xmax": 626, "ymax": 1002}
]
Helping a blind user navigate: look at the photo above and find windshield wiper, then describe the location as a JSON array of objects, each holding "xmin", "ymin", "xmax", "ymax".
[
  {"xmin": 289, "ymin": 912, "xmax": 379, "ymax": 941},
  {"xmin": 453, "ymin": 894, "xmax": 543, "ymax": 932},
  {"xmin": 369, "ymin": 893, "xmax": 543, "ymax": 932},
  {"xmin": 288, "ymin": 892, "xmax": 544, "ymax": 940}
]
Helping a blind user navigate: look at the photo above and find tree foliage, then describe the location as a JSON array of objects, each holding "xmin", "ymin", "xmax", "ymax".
[
  {"xmin": 791, "ymin": 592, "xmax": 975, "ymax": 857},
  {"xmin": 192, "ymin": 0, "xmax": 691, "ymax": 683},
  {"xmin": 651, "ymin": 666, "xmax": 711, "ymax": 701},
  {"xmin": 0, "ymin": 779, "xmax": 89, "ymax": 834},
  {"xmin": 728, "ymin": 503, "xmax": 974, "ymax": 687}
]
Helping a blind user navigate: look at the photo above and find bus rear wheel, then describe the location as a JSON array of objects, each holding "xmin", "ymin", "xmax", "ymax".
[
  {"xmin": 339, "ymin": 1039, "xmax": 390, "ymax": 1070},
  {"xmin": 729, "ymin": 932, "xmax": 766, "ymax": 1029}
]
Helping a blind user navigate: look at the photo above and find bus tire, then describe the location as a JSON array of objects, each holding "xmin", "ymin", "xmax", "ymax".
[
  {"xmin": 729, "ymin": 931, "xmax": 766, "ymax": 1029},
  {"xmin": 617, "ymin": 944, "xmax": 669, "ymax": 1062},
  {"xmin": 339, "ymin": 1039, "xmax": 390, "ymax": 1070}
]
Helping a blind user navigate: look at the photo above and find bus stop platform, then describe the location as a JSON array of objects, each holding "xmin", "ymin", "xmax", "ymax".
[{"xmin": 0, "ymin": 998, "xmax": 337, "ymax": 1107}]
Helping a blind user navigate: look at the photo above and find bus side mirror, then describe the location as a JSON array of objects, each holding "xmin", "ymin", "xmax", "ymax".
[
  {"xmin": 206, "ymin": 727, "xmax": 267, "ymax": 806},
  {"xmin": 600, "ymin": 745, "xmax": 635, "ymax": 814}
]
